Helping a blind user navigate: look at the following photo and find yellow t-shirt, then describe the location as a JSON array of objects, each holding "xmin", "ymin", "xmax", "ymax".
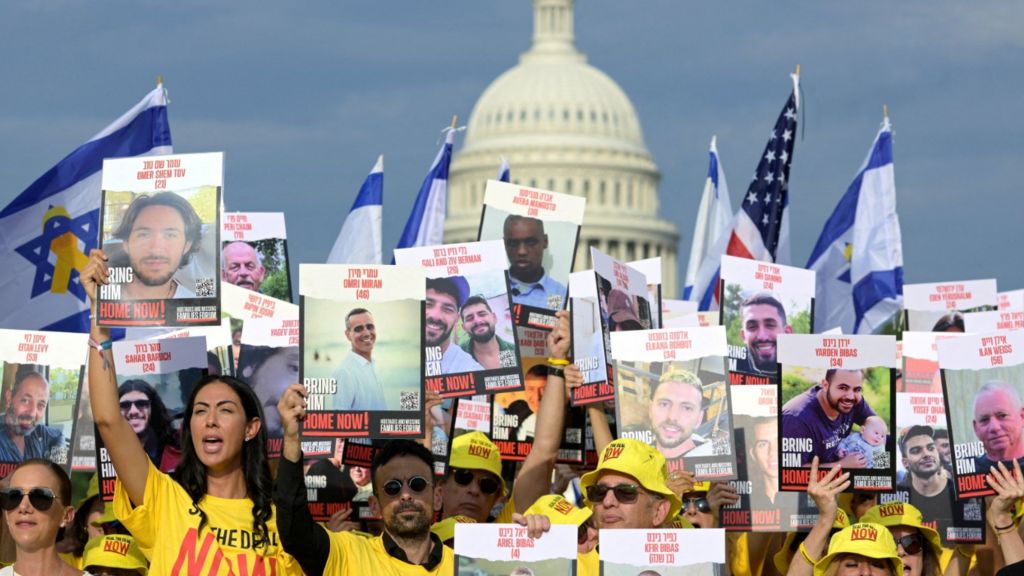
[
  {"xmin": 324, "ymin": 532, "xmax": 454, "ymax": 575},
  {"xmin": 113, "ymin": 461, "xmax": 302, "ymax": 576},
  {"xmin": 577, "ymin": 548, "xmax": 599, "ymax": 576}
]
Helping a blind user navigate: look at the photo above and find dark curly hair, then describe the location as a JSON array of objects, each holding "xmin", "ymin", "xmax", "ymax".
[
  {"xmin": 118, "ymin": 379, "xmax": 178, "ymax": 461},
  {"xmin": 112, "ymin": 192, "xmax": 203, "ymax": 267},
  {"xmin": 170, "ymin": 375, "xmax": 273, "ymax": 550}
]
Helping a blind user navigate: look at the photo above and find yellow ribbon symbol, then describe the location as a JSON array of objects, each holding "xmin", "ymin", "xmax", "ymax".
[{"xmin": 42, "ymin": 206, "xmax": 90, "ymax": 294}]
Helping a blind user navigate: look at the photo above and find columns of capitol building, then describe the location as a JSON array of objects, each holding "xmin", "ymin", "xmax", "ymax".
[{"xmin": 445, "ymin": 0, "xmax": 681, "ymax": 297}]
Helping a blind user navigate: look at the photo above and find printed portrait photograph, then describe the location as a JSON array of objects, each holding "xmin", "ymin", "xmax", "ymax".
[
  {"xmin": 101, "ymin": 188, "xmax": 219, "ymax": 302},
  {"xmin": 220, "ymin": 237, "xmax": 292, "ymax": 302},
  {"xmin": 0, "ymin": 362, "xmax": 79, "ymax": 466},
  {"xmin": 944, "ymin": 363, "xmax": 1024, "ymax": 478},
  {"xmin": 303, "ymin": 298, "xmax": 421, "ymax": 412}
]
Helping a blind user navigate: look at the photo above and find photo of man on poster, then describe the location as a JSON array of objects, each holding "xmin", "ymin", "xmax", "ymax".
[
  {"xmin": 735, "ymin": 293, "xmax": 792, "ymax": 377},
  {"xmin": 425, "ymin": 276, "xmax": 483, "ymax": 374},
  {"xmin": 109, "ymin": 192, "xmax": 204, "ymax": 300},
  {"xmin": 503, "ymin": 215, "xmax": 567, "ymax": 310},
  {"xmin": 0, "ymin": 370, "xmax": 64, "ymax": 462}
]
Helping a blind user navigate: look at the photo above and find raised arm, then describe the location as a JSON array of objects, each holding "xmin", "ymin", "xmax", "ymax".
[
  {"xmin": 512, "ymin": 310, "xmax": 570, "ymax": 513},
  {"xmin": 988, "ymin": 460, "xmax": 1024, "ymax": 570},
  {"xmin": 786, "ymin": 457, "xmax": 850, "ymax": 576},
  {"xmin": 274, "ymin": 383, "xmax": 332, "ymax": 576},
  {"xmin": 82, "ymin": 249, "xmax": 151, "ymax": 505}
]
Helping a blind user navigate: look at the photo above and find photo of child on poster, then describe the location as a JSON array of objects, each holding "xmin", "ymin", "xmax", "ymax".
[
  {"xmin": 778, "ymin": 334, "xmax": 896, "ymax": 493},
  {"xmin": 719, "ymin": 255, "xmax": 815, "ymax": 386},
  {"xmin": 98, "ymin": 152, "xmax": 222, "ymax": 327}
]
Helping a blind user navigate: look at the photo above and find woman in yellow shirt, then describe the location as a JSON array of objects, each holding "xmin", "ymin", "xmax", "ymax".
[{"xmin": 82, "ymin": 249, "xmax": 300, "ymax": 576}]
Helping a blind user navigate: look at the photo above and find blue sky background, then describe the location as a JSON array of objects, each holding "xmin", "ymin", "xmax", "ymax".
[{"xmin": 2, "ymin": 1, "xmax": 1021, "ymax": 298}]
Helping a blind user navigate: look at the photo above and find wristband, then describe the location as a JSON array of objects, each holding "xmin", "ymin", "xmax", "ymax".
[
  {"xmin": 89, "ymin": 337, "xmax": 113, "ymax": 352},
  {"xmin": 798, "ymin": 542, "xmax": 817, "ymax": 565},
  {"xmin": 547, "ymin": 357, "xmax": 570, "ymax": 366},
  {"xmin": 995, "ymin": 521, "xmax": 1018, "ymax": 535},
  {"xmin": 547, "ymin": 365, "xmax": 566, "ymax": 379}
]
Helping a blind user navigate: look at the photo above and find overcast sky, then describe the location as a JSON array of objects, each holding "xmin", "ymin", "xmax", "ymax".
[{"xmin": 2, "ymin": 1, "xmax": 1022, "ymax": 298}]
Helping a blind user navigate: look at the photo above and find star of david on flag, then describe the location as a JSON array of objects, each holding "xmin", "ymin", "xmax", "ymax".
[{"xmin": 0, "ymin": 84, "xmax": 172, "ymax": 332}]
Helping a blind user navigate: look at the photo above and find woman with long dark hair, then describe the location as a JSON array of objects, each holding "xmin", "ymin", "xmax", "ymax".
[
  {"xmin": 83, "ymin": 249, "xmax": 300, "ymax": 575},
  {"xmin": 118, "ymin": 379, "xmax": 180, "ymax": 471}
]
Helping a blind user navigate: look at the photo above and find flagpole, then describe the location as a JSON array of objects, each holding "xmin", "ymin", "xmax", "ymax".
[
  {"xmin": 883, "ymin": 104, "xmax": 889, "ymax": 119},
  {"xmin": 156, "ymin": 75, "xmax": 163, "ymax": 87},
  {"xmin": 450, "ymin": 115, "xmax": 458, "ymax": 130}
]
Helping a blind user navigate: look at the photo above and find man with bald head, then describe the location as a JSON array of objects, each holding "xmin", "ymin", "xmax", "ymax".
[
  {"xmin": 972, "ymin": 380, "xmax": 1024, "ymax": 475},
  {"xmin": 0, "ymin": 371, "xmax": 65, "ymax": 462},
  {"xmin": 221, "ymin": 241, "xmax": 267, "ymax": 292},
  {"xmin": 503, "ymin": 215, "xmax": 566, "ymax": 310}
]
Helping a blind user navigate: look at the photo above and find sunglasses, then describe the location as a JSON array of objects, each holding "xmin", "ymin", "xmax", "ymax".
[
  {"xmin": 683, "ymin": 497, "xmax": 710, "ymax": 514},
  {"xmin": 119, "ymin": 399, "xmax": 151, "ymax": 411},
  {"xmin": 350, "ymin": 323, "xmax": 375, "ymax": 334},
  {"xmin": 894, "ymin": 533, "xmax": 923, "ymax": 555},
  {"xmin": 382, "ymin": 476, "xmax": 429, "ymax": 497},
  {"xmin": 0, "ymin": 487, "xmax": 59, "ymax": 512},
  {"xmin": 452, "ymin": 469, "xmax": 501, "ymax": 495},
  {"xmin": 585, "ymin": 483, "xmax": 641, "ymax": 504}
]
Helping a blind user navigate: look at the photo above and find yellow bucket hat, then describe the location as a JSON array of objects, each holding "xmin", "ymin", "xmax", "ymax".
[
  {"xmin": 449, "ymin": 432, "xmax": 507, "ymax": 495},
  {"xmin": 525, "ymin": 494, "xmax": 592, "ymax": 526},
  {"xmin": 430, "ymin": 514, "xmax": 476, "ymax": 543},
  {"xmin": 859, "ymin": 501, "xmax": 942, "ymax": 556},
  {"xmin": 83, "ymin": 534, "xmax": 148, "ymax": 575},
  {"xmin": 773, "ymin": 508, "xmax": 851, "ymax": 575},
  {"xmin": 814, "ymin": 522, "xmax": 902, "ymax": 576},
  {"xmin": 579, "ymin": 438, "xmax": 682, "ymax": 518}
]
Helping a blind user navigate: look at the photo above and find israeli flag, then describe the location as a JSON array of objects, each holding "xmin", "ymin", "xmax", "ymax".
[
  {"xmin": 394, "ymin": 128, "xmax": 456, "ymax": 256},
  {"xmin": 328, "ymin": 155, "xmax": 383, "ymax": 264},
  {"xmin": 497, "ymin": 156, "xmax": 511, "ymax": 183},
  {"xmin": 807, "ymin": 116, "xmax": 903, "ymax": 334},
  {"xmin": 683, "ymin": 136, "xmax": 732, "ymax": 301},
  {"xmin": 0, "ymin": 85, "xmax": 172, "ymax": 332}
]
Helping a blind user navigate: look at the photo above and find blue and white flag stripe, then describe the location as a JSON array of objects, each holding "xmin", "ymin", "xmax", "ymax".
[
  {"xmin": 0, "ymin": 85, "xmax": 171, "ymax": 332},
  {"xmin": 808, "ymin": 117, "xmax": 902, "ymax": 334},
  {"xmin": 684, "ymin": 136, "xmax": 732, "ymax": 301},
  {"xmin": 394, "ymin": 128, "xmax": 455, "ymax": 256},
  {"xmin": 498, "ymin": 156, "xmax": 511, "ymax": 183},
  {"xmin": 328, "ymin": 155, "xmax": 383, "ymax": 264}
]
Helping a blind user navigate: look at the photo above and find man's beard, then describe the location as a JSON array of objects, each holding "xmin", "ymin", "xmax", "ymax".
[
  {"xmin": 469, "ymin": 325, "xmax": 496, "ymax": 344},
  {"xmin": 132, "ymin": 257, "xmax": 177, "ymax": 287},
  {"xmin": 425, "ymin": 320, "xmax": 453, "ymax": 348},
  {"xmin": 6, "ymin": 414, "xmax": 36, "ymax": 437},
  {"xmin": 654, "ymin": 422, "xmax": 688, "ymax": 449},
  {"xmin": 747, "ymin": 344, "xmax": 778, "ymax": 373},
  {"xmin": 910, "ymin": 462, "xmax": 939, "ymax": 480},
  {"xmin": 386, "ymin": 501, "xmax": 430, "ymax": 538}
]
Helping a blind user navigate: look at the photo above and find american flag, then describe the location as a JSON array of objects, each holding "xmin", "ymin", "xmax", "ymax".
[{"xmin": 726, "ymin": 73, "xmax": 799, "ymax": 263}]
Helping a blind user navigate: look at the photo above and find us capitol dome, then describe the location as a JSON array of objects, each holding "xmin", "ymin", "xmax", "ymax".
[{"xmin": 445, "ymin": 0, "xmax": 681, "ymax": 296}]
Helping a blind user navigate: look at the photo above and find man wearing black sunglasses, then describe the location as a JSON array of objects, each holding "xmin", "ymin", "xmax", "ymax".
[
  {"xmin": 331, "ymin": 308, "xmax": 387, "ymax": 411},
  {"xmin": 275, "ymin": 383, "xmax": 453, "ymax": 575},
  {"xmin": 0, "ymin": 370, "xmax": 65, "ymax": 464}
]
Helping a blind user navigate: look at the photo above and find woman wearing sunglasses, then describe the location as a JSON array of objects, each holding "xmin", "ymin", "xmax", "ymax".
[
  {"xmin": 0, "ymin": 458, "xmax": 90, "ymax": 575},
  {"xmin": 858, "ymin": 502, "xmax": 943, "ymax": 576},
  {"xmin": 81, "ymin": 250, "xmax": 301, "ymax": 576}
]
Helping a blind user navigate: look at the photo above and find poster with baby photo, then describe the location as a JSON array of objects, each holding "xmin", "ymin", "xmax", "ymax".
[{"xmin": 778, "ymin": 334, "xmax": 897, "ymax": 492}]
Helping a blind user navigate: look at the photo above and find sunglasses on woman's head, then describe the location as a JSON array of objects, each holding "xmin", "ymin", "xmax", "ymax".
[
  {"xmin": 585, "ymin": 483, "xmax": 641, "ymax": 504},
  {"xmin": 120, "ymin": 399, "xmax": 150, "ymax": 411},
  {"xmin": 894, "ymin": 533, "xmax": 923, "ymax": 555},
  {"xmin": 452, "ymin": 468, "xmax": 501, "ymax": 495},
  {"xmin": 0, "ymin": 487, "xmax": 59, "ymax": 512},
  {"xmin": 683, "ymin": 496, "xmax": 710, "ymax": 514},
  {"xmin": 382, "ymin": 476, "xmax": 429, "ymax": 497}
]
